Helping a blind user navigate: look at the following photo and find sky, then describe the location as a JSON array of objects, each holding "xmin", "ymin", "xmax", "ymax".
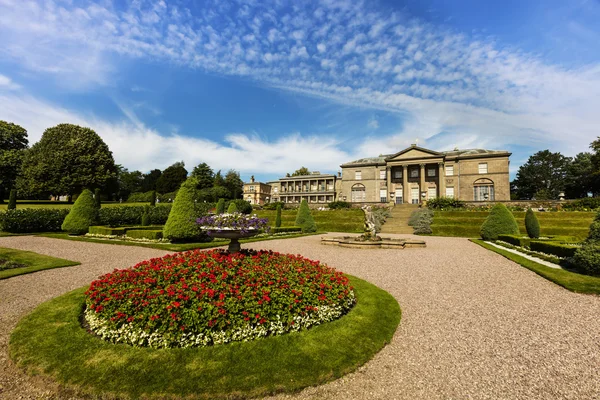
[{"xmin": 0, "ymin": 0, "xmax": 599, "ymax": 183}]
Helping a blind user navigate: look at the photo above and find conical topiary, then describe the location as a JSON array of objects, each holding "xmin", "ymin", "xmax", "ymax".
[
  {"xmin": 275, "ymin": 204, "xmax": 282, "ymax": 228},
  {"xmin": 7, "ymin": 189, "xmax": 17, "ymax": 210},
  {"xmin": 295, "ymin": 199, "xmax": 317, "ymax": 233},
  {"xmin": 163, "ymin": 177, "xmax": 205, "ymax": 243},
  {"xmin": 150, "ymin": 190, "xmax": 156, "ymax": 207},
  {"xmin": 480, "ymin": 203, "xmax": 519, "ymax": 240},
  {"xmin": 525, "ymin": 208, "xmax": 540, "ymax": 239},
  {"xmin": 94, "ymin": 188, "xmax": 101, "ymax": 209},
  {"xmin": 61, "ymin": 189, "xmax": 98, "ymax": 235},
  {"xmin": 227, "ymin": 202, "xmax": 238, "ymax": 213},
  {"xmin": 216, "ymin": 198, "xmax": 225, "ymax": 214},
  {"xmin": 141, "ymin": 205, "xmax": 150, "ymax": 226}
]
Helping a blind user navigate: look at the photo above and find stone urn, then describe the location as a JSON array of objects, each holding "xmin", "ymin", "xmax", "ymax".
[{"xmin": 207, "ymin": 230, "xmax": 260, "ymax": 253}]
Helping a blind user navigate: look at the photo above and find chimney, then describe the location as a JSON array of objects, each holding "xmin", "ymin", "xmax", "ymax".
[{"xmin": 337, "ymin": 171, "xmax": 341, "ymax": 178}]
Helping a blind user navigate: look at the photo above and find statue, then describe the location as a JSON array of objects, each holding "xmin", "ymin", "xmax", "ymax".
[{"xmin": 361, "ymin": 205, "xmax": 378, "ymax": 240}]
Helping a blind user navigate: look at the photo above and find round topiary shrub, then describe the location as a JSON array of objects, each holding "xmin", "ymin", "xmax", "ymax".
[
  {"xmin": 525, "ymin": 208, "xmax": 540, "ymax": 239},
  {"xmin": 226, "ymin": 202, "xmax": 238, "ymax": 213},
  {"xmin": 61, "ymin": 189, "xmax": 98, "ymax": 235},
  {"xmin": 480, "ymin": 203, "xmax": 519, "ymax": 240},
  {"xmin": 572, "ymin": 242, "xmax": 600, "ymax": 276},
  {"xmin": 84, "ymin": 249, "xmax": 355, "ymax": 348},
  {"xmin": 163, "ymin": 178, "xmax": 207, "ymax": 242},
  {"xmin": 295, "ymin": 199, "xmax": 317, "ymax": 233}
]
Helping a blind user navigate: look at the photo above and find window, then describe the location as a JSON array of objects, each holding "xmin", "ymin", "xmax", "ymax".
[
  {"xmin": 355, "ymin": 171, "xmax": 362, "ymax": 180},
  {"xmin": 427, "ymin": 187, "xmax": 437, "ymax": 199},
  {"xmin": 351, "ymin": 183, "xmax": 366, "ymax": 202},
  {"xmin": 249, "ymin": 186, "xmax": 255, "ymax": 192},
  {"xmin": 445, "ymin": 165, "xmax": 454, "ymax": 176},
  {"xmin": 445, "ymin": 187, "xmax": 455, "ymax": 198},
  {"xmin": 379, "ymin": 170, "xmax": 386, "ymax": 180},
  {"xmin": 427, "ymin": 168, "xmax": 436, "ymax": 177},
  {"xmin": 274, "ymin": 187, "xmax": 278, "ymax": 193},
  {"xmin": 410, "ymin": 168, "xmax": 419, "ymax": 178},
  {"xmin": 380, "ymin": 189, "xmax": 387, "ymax": 203},
  {"xmin": 478, "ymin": 163, "xmax": 488, "ymax": 174},
  {"xmin": 473, "ymin": 178, "xmax": 494, "ymax": 201},
  {"xmin": 393, "ymin": 169, "xmax": 402, "ymax": 179}
]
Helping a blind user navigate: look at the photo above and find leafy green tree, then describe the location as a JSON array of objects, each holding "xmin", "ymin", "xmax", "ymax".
[
  {"xmin": 224, "ymin": 169, "xmax": 243, "ymax": 199},
  {"xmin": 191, "ymin": 162, "xmax": 214, "ymax": 190},
  {"xmin": 117, "ymin": 167, "xmax": 144, "ymax": 200},
  {"xmin": 156, "ymin": 161, "xmax": 187, "ymax": 194},
  {"xmin": 163, "ymin": 177, "xmax": 205, "ymax": 242},
  {"xmin": 8, "ymin": 189, "xmax": 17, "ymax": 210},
  {"xmin": 216, "ymin": 198, "xmax": 225, "ymax": 214},
  {"xmin": 227, "ymin": 202, "xmax": 238, "ymax": 213},
  {"xmin": 511, "ymin": 150, "xmax": 571, "ymax": 200},
  {"xmin": 142, "ymin": 169, "xmax": 162, "ymax": 192},
  {"xmin": 590, "ymin": 137, "xmax": 600, "ymax": 196},
  {"xmin": 18, "ymin": 124, "xmax": 117, "ymax": 199},
  {"xmin": 211, "ymin": 186, "xmax": 230, "ymax": 202},
  {"xmin": 275, "ymin": 204, "xmax": 282, "ymax": 228},
  {"xmin": 295, "ymin": 199, "xmax": 317, "ymax": 232},
  {"xmin": 480, "ymin": 203, "xmax": 519, "ymax": 240},
  {"xmin": 0, "ymin": 121, "xmax": 28, "ymax": 202},
  {"xmin": 525, "ymin": 208, "xmax": 540, "ymax": 239},
  {"xmin": 61, "ymin": 189, "xmax": 98, "ymax": 235},
  {"xmin": 291, "ymin": 167, "xmax": 310, "ymax": 176},
  {"xmin": 150, "ymin": 190, "xmax": 156, "ymax": 207},
  {"xmin": 565, "ymin": 152, "xmax": 594, "ymax": 198}
]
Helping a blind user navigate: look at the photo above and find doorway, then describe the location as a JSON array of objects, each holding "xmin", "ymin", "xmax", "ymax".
[
  {"xmin": 395, "ymin": 188, "xmax": 403, "ymax": 204},
  {"xmin": 411, "ymin": 188, "xmax": 419, "ymax": 204}
]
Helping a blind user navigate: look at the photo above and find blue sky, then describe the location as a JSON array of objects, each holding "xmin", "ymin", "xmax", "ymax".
[{"xmin": 1, "ymin": 0, "xmax": 599, "ymax": 183}]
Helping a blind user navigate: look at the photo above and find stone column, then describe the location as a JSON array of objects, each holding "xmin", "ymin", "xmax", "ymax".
[
  {"xmin": 438, "ymin": 162, "xmax": 445, "ymax": 198},
  {"xmin": 402, "ymin": 165, "xmax": 409, "ymax": 204},
  {"xmin": 420, "ymin": 164, "xmax": 426, "ymax": 203},
  {"xmin": 387, "ymin": 166, "xmax": 392, "ymax": 203}
]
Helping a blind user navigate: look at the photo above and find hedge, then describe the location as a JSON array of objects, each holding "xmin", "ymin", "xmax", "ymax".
[
  {"xmin": 0, "ymin": 209, "xmax": 70, "ymax": 233},
  {"xmin": 498, "ymin": 234, "xmax": 531, "ymax": 248},
  {"xmin": 271, "ymin": 226, "xmax": 302, "ymax": 233},
  {"xmin": 125, "ymin": 229, "xmax": 163, "ymax": 240},
  {"xmin": 530, "ymin": 241, "xmax": 579, "ymax": 258},
  {"xmin": 88, "ymin": 226, "xmax": 126, "ymax": 236},
  {"xmin": 99, "ymin": 205, "xmax": 171, "ymax": 227}
]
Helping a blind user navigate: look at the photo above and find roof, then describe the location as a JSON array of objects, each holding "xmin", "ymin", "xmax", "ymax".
[{"xmin": 279, "ymin": 173, "xmax": 336, "ymax": 181}]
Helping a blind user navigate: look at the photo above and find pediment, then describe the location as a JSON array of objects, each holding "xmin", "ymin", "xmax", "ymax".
[{"xmin": 385, "ymin": 146, "xmax": 443, "ymax": 161}]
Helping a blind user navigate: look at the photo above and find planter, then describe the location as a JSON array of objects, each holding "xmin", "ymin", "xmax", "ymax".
[{"xmin": 207, "ymin": 230, "xmax": 260, "ymax": 253}]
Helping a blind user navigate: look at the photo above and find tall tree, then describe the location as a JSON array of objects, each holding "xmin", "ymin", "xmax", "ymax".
[
  {"xmin": 18, "ymin": 123, "xmax": 116, "ymax": 199},
  {"xmin": 224, "ymin": 169, "xmax": 244, "ymax": 199},
  {"xmin": 211, "ymin": 170, "xmax": 229, "ymax": 201},
  {"xmin": 565, "ymin": 152, "xmax": 594, "ymax": 198},
  {"xmin": 142, "ymin": 169, "xmax": 162, "ymax": 192},
  {"xmin": 117, "ymin": 168, "xmax": 144, "ymax": 200},
  {"xmin": 156, "ymin": 161, "xmax": 188, "ymax": 194},
  {"xmin": 291, "ymin": 166, "xmax": 311, "ymax": 176},
  {"xmin": 0, "ymin": 121, "xmax": 28, "ymax": 201},
  {"xmin": 511, "ymin": 150, "xmax": 571, "ymax": 200},
  {"xmin": 190, "ymin": 162, "xmax": 214, "ymax": 190},
  {"xmin": 590, "ymin": 137, "xmax": 600, "ymax": 196}
]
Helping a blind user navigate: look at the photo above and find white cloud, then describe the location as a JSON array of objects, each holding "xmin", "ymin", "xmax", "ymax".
[
  {"xmin": 367, "ymin": 116, "xmax": 379, "ymax": 129},
  {"xmin": 0, "ymin": 74, "xmax": 20, "ymax": 90}
]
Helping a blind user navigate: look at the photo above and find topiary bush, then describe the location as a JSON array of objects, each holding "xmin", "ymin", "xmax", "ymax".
[
  {"xmin": 150, "ymin": 190, "xmax": 156, "ymax": 207},
  {"xmin": 571, "ymin": 211, "xmax": 600, "ymax": 276},
  {"xmin": 525, "ymin": 208, "xmax": 540, "ymax": 239},
  {"xmin": 263, "ymin": 201, "xmax": 284, "ymax": 210},
  {"xmin": 216, "ymin": 198, "xmax": 225, "ymax": 214},
  {"xmin": 61, "ymin": 189, "xmax": 98, "ymax": 235},
  {"xmin": 163, "ymin": 178, "xmax": 210, "ymax": 243},
  {"xmin": 141, "ymin": 206, "xmax": 150, "ymax": 226},
  {"xmin": 98, "ymin": 205, "xmax": 172, "ymax": 227},
  {"xmin": 275, "ymin": 204, "xmax": 282, "ymax": 228},
  {"xmin": 480, "ymin": 203, "xmax": 520, "ymax": 240},
  {"xmin": 409, "ymin": 208, "xmax": 433, "ymax": 234},
  {"xmin": 94, "ymin": 188, "xmax": 101, "ymax": 209},
  {"xmin": 7, "ymin": 189, "xmax": 17, "ymax": 210},
  {"xmin": 227, "ymin": 199, "xmax": 252, "ymax": 214},
  {"xmin": 427, "ymin": 197, "xmax": 465, "ymax": 210},
  {"xmin": 295, "ymin": 200, "xmax": 317, "ymax": 233},
  {"xmin": 227, "ymin": 202, "xmax": 238, "ymax": 213},
  {"xmin": 0, "ymin": 208, "xmax": 70, "ymax": 233}
]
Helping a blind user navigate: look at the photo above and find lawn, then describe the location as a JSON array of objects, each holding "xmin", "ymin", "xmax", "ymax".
[
  {"xmin": 0, "ymin": 247, "xmax": 80, "ymax": 279},
  {"xmin": 471, "ymin": 239, "xmax": 600, "ymax": 294},
  {"xmin": 254, "ymin": 208, "xmax": 364, "ymax": 233},
  {"xmin": 431, "ymin": 210, "xmax": 595, "ymax": 239},
  {"xmin": 9, "ymin": 275, "xmax": 400, "ymax": 399}
]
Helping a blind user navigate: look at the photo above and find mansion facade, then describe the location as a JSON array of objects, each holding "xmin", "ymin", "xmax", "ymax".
[{"xmin": 243, "ymin": 145, "xmax": 511, "ymax": 205}]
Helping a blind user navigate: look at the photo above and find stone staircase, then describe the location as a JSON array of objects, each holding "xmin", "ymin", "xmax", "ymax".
[{"xmin": 380, "ymin": 204, "xmax": 419, "ymax": 234}]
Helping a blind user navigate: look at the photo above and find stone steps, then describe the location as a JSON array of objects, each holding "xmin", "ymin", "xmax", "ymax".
[{"xmin": 380, "ymin": 204, "xmax": 419, "ymax": 234}]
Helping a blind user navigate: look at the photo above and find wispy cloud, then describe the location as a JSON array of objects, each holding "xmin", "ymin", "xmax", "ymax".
[
  {"xmin": 0, "ymin": 74, "xmax": 21, "ymax": 90},
  {"xmin": 0, "ymin": 0, "xmax": 598, "ymax": 167}
]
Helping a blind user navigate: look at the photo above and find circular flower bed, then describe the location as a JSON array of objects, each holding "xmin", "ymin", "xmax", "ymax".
[{"xmin": 84, "ymin": 249, "xmax": 355, "ymax": 348}]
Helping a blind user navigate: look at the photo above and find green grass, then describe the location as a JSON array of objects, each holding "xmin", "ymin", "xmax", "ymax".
[
  {"xmin": 254, "ymin": 209, "xmax": 364, "ymax": 233},
  {"xmin": 0, "ymin": 248, "xmax": 80, "ymax": 279},
  {"xmin": 9, "ymin": 275, "xmax": 400, "ymax": 399},
  {"xmin": 37, "ymin": 232, "xmax": 321, "ymax": 251},
  {"xmin": 471, "ymin": 239, "xmax": 600, "ymax": 295}
]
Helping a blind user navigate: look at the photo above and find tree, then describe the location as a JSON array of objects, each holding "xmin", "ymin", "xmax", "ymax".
[
  {"xmin": 590, "ymin": 137, "xmax": 600, "ymax": 196},
  {"xmin": 511, "ymin": 150, "xmax": 571, "ymax": 200},
  {"xmin": 117, "ymin": 167, "xmax": 144, "ymax": 200},
  {"xmin": 565, "ymin": 152, "xmax": 594, "ymax": 198},
  {"xmin": 94, "ymin": 188, "xmax": 102, "ymax": 209},
  {"xmin": 18, "ymin": 124, "xmax": 117, "ymax": 199},
  {"xmin": 142, "ymin": 169, "xmax": 162, "ymax": 192},
  {"xmin": 291, "ymin": 166, "xmax": 310, "ymax": 176},
  {"xmin": 0, "ymin": 121, "xmax": 28, "ymax": 202},
  {"xmin": 224, "ymin": 169, "xmax": 243, "ymax": 199},
  {"xmin": 156, "ymin": 161, "xmax": 188, "ymax": 194},
  {"xmin": 61, "ymin": 189, "xmax": 98, "ymax": 235},
  {"xmin": 191, "ymin": 162, "xmax": 214, "ymax": 190},
  {"xmin": 7, "ymin": 189, "xmax": 17, "ymax": 210},
  {"xmin": 295, "ymin": 199, "xmax": 317, "ymax": 232}
]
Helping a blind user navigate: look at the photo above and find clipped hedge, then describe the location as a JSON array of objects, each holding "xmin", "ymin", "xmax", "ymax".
[
  {"xmin": 226, "ymin": 199, "xmax": 252, "ymax": 214},
  {"xmin": 126, "ymin": 229, "xmax": 163, "ymax": 240},
  {"xmin": 98, "ymin": 205, "xmax": 171, "ymax": 227},
  {"xmin": 88, "ymin": 226, "xmax": 126, "ymax": 236},
  {"xmin": 0, "ymin": 209, "xmax": 70, "ymax": 233},
  {"xmin": 328, "ymin": 201, "xmax": 351, "ymax": 210},
  {"xmin": 271, "ymin": 226, "xmax": 302, "ymax": 233},
  {"xmin": 498, "ymin": 234, "xmax": 531, "ymax": 248},
  {"xmin": 530, "ymin": 241, "xmax": 579, "ymax": 258}
]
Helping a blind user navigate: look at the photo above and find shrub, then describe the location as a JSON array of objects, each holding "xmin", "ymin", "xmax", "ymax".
[
  {"xmin": 216, "ymin": 198, "xmax": 225, "ymax": 214},
  {"xmin": 163, "ymin": 178, "xmax": 209, "ymax": 243},
  {"xmin": 427, "ymin": 197, "xmax": 465, "ymax": 210},
  {"xmin": 141, "ymin": 206, "xmax": 150, "ymax": 226},
  {"xmin": 158, "ymin": 191, "xmax": 178, "ymax": 203},
  {"xmin": 94, "ymin": 188, "xmax": 101, "ymax": 209},
  {"xmin": 61, "ymin": 189, "xmax": 98, "ymax": 235},
  {"xmin": 498, "ymin": 234, "xmax": 531, "ymax": 248},
  {"xmin": 125, "ymin": 229, "xmax": 163, "ymax": 240},
  {"xmin": 572, "ymin": 242, "xmax": 600, "ymax": 276},
  {"xmin": 328, "ymin": 201, "xmax": 351, "ymax": 210},
  {"xmin": 98, "ymin": 205, "xmax": 171, "ymax": 227},
  {"xmin": 263, "ymin": 201, "xmax": 284, "ymax": 210},
  {"xmin": 127, "ymin": 191, "xmax": 155, "ymax": 203},
  {"xmin": 227, "ymin": 199, "xmax": 252, "ymax": 214},
  {"xmin": 525, "ymin": 208, "xmax": 540, "ymax": 238},
  {"xmin": 7, "ymin": 189, "xmax": 16, "ymax": 210},
  {"xmin": 227, "ymin": 202, "xmax": 238, "ymax": 213},
  {"xmin": 295, "ymin": 200, "xmax": 317, "ymax": 233},
  {"xmin": 586, "ymin": 220, "xmax": 600, "ymax": 242},
  {"xmin": 84, "ymin": 249, "xmax": 355, "ymax": 348},
  {"xmin": 275, "ymin": 204, "xmax": 282, "ymax": 228},
  {"xmin": 0, "ymin": 208, "xmax": 70, "ymax": 233},
  {"xmin": 530, "ymin": 241, "xmax": 578, "ymax": 258},
  {"xmin": 562, "ymin": 197, "xmax": 600, "ymax": 211},
  {"xmin": 88, "ymin": 226, "xmax": 126, "ymax": 236},
  {"xmin": 371, "ymin": 207, "xmax": 392, "ymax": 233},
  {"xmin": 480, "ymin": 203, "xmax": 520, "ymax": 240},
  {"xmin": 409, "ymin": 208, "xmax": 433, "ymax": 234},
  {"xmin": 271, "ymin": 226, "xmax": 301, "ymax": 233},
  {"xmin": 150, "ymin": 190, "xmax": 156, "ymax": 207}
]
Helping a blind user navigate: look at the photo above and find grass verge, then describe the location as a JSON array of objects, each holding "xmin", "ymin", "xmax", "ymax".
[
  {"xmin": 471, "ymin": 239, "xmax": 600, "ymax": 295},
  {"xmin": 0, "ymin": 248, "xmax": 80, "ymax": 280},
  {"xmin": 9, "ymin": 275, "xmax": 400, "ymax": 399}
]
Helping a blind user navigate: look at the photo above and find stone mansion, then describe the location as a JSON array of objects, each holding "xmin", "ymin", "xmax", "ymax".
[{"xmin": 243, "ymin": 145, "xmax": 511, "ymax": 205}]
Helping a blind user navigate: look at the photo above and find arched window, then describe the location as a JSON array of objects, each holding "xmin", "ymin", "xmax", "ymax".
[
  {"xmin": 351, "ymin": 183, "xmax": 366, "ymax": 203},
  {"xmin": 473, "ymin": 178, "xmax": 494, "ymax": 201}
]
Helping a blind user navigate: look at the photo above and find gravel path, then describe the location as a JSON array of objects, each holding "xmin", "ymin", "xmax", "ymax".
[{"xmin": 1, "ymin": 235, "xmax": 599, "ymax": 399}]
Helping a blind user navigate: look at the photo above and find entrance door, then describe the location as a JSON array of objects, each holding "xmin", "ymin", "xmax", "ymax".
[
  {"xmin": 411, "ymin": 188, "xmax": 419, "ymax": 204},
  {"xmin": 395, "ymin": 188, "xmax": 403, "ymax": 204}
]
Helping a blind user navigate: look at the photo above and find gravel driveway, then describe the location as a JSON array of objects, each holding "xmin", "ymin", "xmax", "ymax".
[{"xmin": 0, "ymin": 235, "xmax": 598, "ymax": 400}]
